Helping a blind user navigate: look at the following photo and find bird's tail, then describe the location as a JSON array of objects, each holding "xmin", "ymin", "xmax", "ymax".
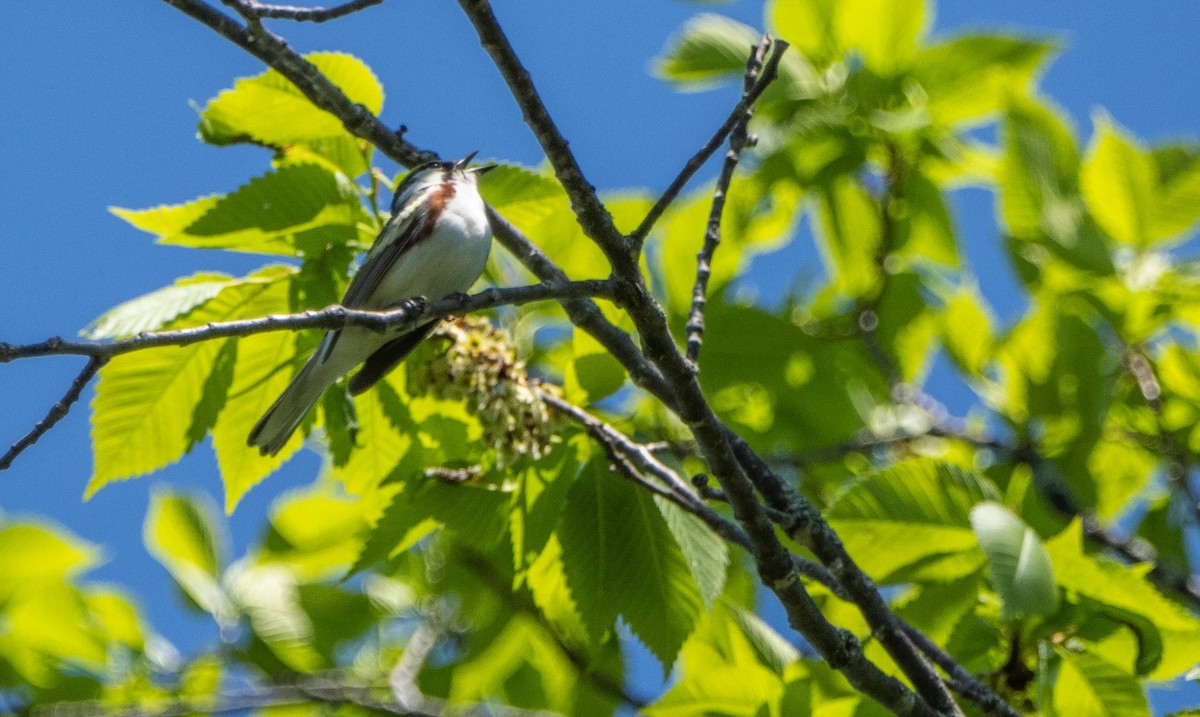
[{"xmin": 247, "ymin": 356, "xmax": 333, "ymax": 457}]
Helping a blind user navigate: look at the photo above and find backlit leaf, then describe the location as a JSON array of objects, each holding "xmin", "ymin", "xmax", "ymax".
[
  {"xmin": 970, "ymin": 502, "xmax": 1058, "ymax": 620},
  {"xmin": 559, "ymin": 462, "xmax": 703, "ymax": 672}
]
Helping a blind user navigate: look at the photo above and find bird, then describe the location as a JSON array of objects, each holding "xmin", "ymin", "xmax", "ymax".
[{"xmin": 248, "ymin": 152, "xmax": 496, "ymax": 456}]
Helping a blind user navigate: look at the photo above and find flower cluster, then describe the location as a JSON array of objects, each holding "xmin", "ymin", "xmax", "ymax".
[{"xmin": 408, "ymin": 316, "xmax": 561, "ymax": 465}]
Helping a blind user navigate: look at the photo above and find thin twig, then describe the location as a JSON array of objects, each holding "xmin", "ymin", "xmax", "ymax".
[
  {"xmin": 902, "ymin": 627, "xmax": 1022, "ymax": 717},
  {"xmin": 631, "ymin": 40, "xmax": 788, "ymax": 248},
  {"xmin": 0, "ymin": 281, "xmax": 615, "ymax": 364},
  {"xmin": 229, "ymin": 0, "xmax": 384, "ymax": 22},
  {"xmin": 0, "ymin": 357, "xmax": 105, "ymax": 472},
  {"xmin": 538, "ymin": 388, "xmax": 752, "ymax": 549},
  {"xmin": 685, "ymin": 37, "xmax": 769, "ymax": 366}
]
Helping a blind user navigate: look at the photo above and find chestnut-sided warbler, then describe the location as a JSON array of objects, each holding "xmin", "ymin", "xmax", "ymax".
[{"xmin": 248, "ymin": 152, "xmax": 496, "ymax": 456}]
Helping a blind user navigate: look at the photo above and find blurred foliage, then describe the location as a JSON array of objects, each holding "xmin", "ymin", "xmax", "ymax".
[{"xmin": 8, "ymin": 0, "xmax": 1200, "ymax": 714}]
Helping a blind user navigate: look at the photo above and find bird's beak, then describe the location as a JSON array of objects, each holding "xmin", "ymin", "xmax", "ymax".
[
  {"xmin": 455, "ymin": 151, "xmax": 480, "ymax": 169},
  {"xmin": 469, "ymin": 163, "xmax": 497, "ymax": 175}
]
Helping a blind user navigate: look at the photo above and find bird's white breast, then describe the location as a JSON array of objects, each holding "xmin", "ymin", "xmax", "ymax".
[{"xmin": 367, "ymin": 184, "xmax": 492, "ymax": 310}]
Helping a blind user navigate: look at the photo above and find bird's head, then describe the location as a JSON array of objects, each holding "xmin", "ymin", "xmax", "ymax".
[{"xmin": 390, "ymin": 152, "xmax": 495, "ymax": 213}]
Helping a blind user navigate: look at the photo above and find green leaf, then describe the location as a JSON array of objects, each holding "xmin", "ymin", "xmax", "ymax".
[
  {"xmin": 226, "ymin": 562, "xmax": 322, "ymax": 673},
  {"xmin": 112, "ymin": 162, "xmax": 367, "ymax": 256},
  {"xmin": 913, "ymin": 35, "xmax": 1056, "ymax": 126},
  {"xmin": 768, "ymin": 0, "xmax": 839, "ymax": 64},
  {"xmin": 257, "ymin": 488, "xmax": 367, "ymax": 581},
  {"xmin": 558, "ymin": 462, "xmax": 704, "ymax": 672},
  {"xmin": 815, "ymin": 176, "xmax": 880, "ymax": 297},
  {"xmin": 179, "ymin": 655, "xmax": 222, "ymax": 710},
  {"xmin": 209, "ymin": 274, "xmax": 306, "ymax": 511},
  {"xmin": 198, "ymin": 52, "xmax": 382, "ymax": 176},
  {"xmin": 874, "ymin": 272, "xmax": 941, "ymax": 383},
  {"xmin": 655, "ymin": 497, "xmax": 729, "ymax": 608},
  {"xmin": 941, "ymin": 286, "xmax": 994, "ymax": 377},
  {"xmin": 477, "ymin": 163, "xmax": 566, "ymax": 232},
  {"xmin": 88, "ymin": 267, "xmax": 292, "ymax": 497},
  {"xmin": 893, "ymin": 170, "xmax": 959, "ymax": 267},
  {"xmin": 699, "ymin": 302, "xmax": 887, "ymax": 451},
  {"xmin": 644, "ymin": 662, "xmax": 784, "ymax": 716},
  {"xmin": 726, "ymin": 604, "xmax": 801, "ymax": 675},
  {"xmin": 1052, "ymin": 649, "xmax": 1151, "ymax": 717},
  {"xmin": 969, "ymin": 502, "xmax": 1058, "ymax": 620},
  {"xmin": 354, "ymin": 476, "xmax": 510, "ymax": 573},
  {"xmin": 478, "ymin": 163, "xmax": 621, "ymax": 284},
  {"xmin": 84, "ymin": 588, "xmax": 145, "ymax": 651},
  {"xmin": 0, "ymin": 520, "xmax": 99, "ymax": 590},
  {"xmin": 563, "ymin": 329, "xmax": 626, "ymax": 404},
  {"xmin": 1002, "ymin": 97, "xmax": 1114, "ymax": 276},
  {"xmin": 1081, "ymin": 113, "xmax": 1157, "ymax": 248},
  {"xmin": 645, "ymin": 603, "xmax": 792, "ymax": 716},
  {"xmin": 827, "ymin": 460, "xmax": 999, "ymax": 583},
  {"xmin": 143, "ymin": 489, "xmax": 233, "ymax": 622},
  {"xmin": 1, "ymin": 584, "xmax": 109, "ymax": 678},
  {"xmin": 333, "ymin": 377, "xmax": 422, "ymax": 497},
  {"xmin": 653, "ymin": 14, "xmax": 761, "ymax": 91},
  {"xmin": 84, "ymin": 272, "xmax": 238, "ymax": 339},
  {"xmin": 659, "ymin": 173, "xmax": 803, "ymax": 319},
  {"xmin": 1150, "ymin": 143, "xmax": 1200, "ymax": 240},
  {"xmin": 836, "ymin": 0, "xmax": 926, "ymax": 74},
  {"xmin": 1046, "ymin": 522, "xmax": 1200, "ymax": 679},
  {"xmin": 511, "ymin": 440, "xmax": 581, "ymax": 580}
]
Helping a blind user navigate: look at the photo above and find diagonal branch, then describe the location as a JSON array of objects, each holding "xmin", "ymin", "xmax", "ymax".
[
  {"xmin": 538, "ymin": 387, "xmax": 749, "ymax": 549},
  {"xmin": 228, "ymin": 0, "xmax": 384, "ymax": 22},
  {"xmin": 685, "ymin": 37, "xmax": 769, "ymax": 366},
  {"xmin": 446, "ymin": 11, "xmax": 959, "ymax": 710},
  {"xmin": 163, "ymin": 0, "xmax": 432, "ymax": 167},
  {"xmin": 0, "ymin": 357, "xmax": 106, "ymax": 472},
  {"xmin": 631, "ymin": 39, "xmax": 787, "ymax": 249},
  {"xmin": 455, "ymin": 0, "xmax": 628, "ymax": 262}
]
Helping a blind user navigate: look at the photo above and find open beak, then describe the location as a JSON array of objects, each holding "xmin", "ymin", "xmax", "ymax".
[
  {"xmin": 455, "ymin": 150, "xmax": 496, "ymax": 174},
  {"xmin": 454, "ymin": 151, "xmax": 480, "ymax": 169}
]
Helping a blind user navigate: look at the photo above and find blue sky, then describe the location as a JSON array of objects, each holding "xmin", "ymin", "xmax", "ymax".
[{"xmin": 1, "ymin": 0, "xmax": 1197, "ymax": 709}]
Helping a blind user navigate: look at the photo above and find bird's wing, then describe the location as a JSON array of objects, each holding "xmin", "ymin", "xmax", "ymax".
[
  {"xmin": 342, "ymin": 202, "xmax": 429, "ymax": 309},
  {"xmin": 313, "ymin": 200, "xmax": 429, "ymax": 364}
]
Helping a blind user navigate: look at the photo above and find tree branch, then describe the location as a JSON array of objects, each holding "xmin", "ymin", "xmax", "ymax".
[
  {"xmin": 456, "ymin": 0, "xmax": 628, "ymax": 262},
  {"xmin": 0, "ymin": 357, "xmax": 105, "ymax": 472},
  {"xmin": 447, "ymin": 11, "xmax": 957, "ymax": 708},
  {"xmin": 685, "ymin": 37, "xmax": 768, "ymax": 366},
  {"xmin": 0, "ymin": 281, "xmax": 614, "ymax": 364},
  {"xmin": 225, "ymin": 0, "xmax": 384, "ymax": 22},
  {"xmin": 538, "ymin": 387, "xmax": 753, "ymax": 551},
  {"xmin": 630, "ymin": 39, "xmax": 787, "ymax": 248},
  {"xmin": 0, "ymin": 281, "xmax": 613, "ymax": 471},
  {"xmin": 162, "ymin": 0, "xmax": 432, "ymax": 167}
]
